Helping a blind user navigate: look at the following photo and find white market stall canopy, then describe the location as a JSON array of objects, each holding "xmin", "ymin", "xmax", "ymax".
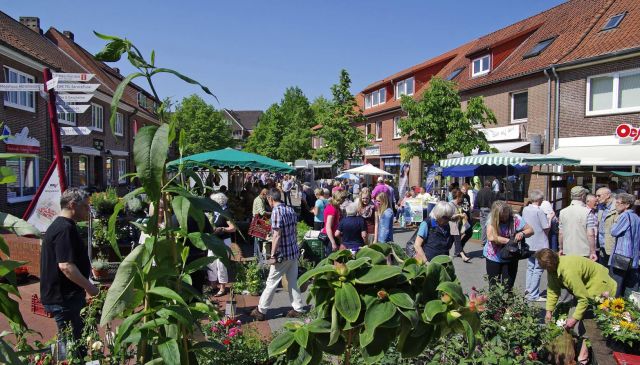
[
  {"xmin": 548, "ymin": 144, "xmax": 640, "ymax": 166},
  {"xmin": 343, "ymin": 163, "xmax": 393, "ymax": 176},
  {"xmin": 439, "ymin": 152, "xmax": 579, "ymax": 167}
]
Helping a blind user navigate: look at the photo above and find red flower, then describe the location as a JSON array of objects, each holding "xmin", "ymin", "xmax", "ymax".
[
  {"xmin": 528, "ymin": 352, "xmax": 538, "ymax": 361},
  {"xmin": 223, "ymin": 339, "xmax": 231, "ymax": 346}
]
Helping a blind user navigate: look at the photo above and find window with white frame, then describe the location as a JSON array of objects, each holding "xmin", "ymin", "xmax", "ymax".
[
  {"xmin": 511, "ymin": 91, "xmax": 528, "ymax": 123},
  {"xmin": 366, "ymin": 123, "xmax": 374, "ymax": 141},
  {"xmin": 63, "ymin": 156, "xmax": 72, "ymax": 187},
  {"xmin": 117, "ymin": 159, "xmax": 126, "ymax": 184},
  {"xmin": 364, "ymin": 88, "xmax": 386, "ymax": 109},
  {"xmin": 78, "ymin": 156, "xmax": 88, "ymax": 186},
  {"xmin": 3, "ymin": 67, "xmax": 36, "ymax": 112},
  {"xmin": 395, "ymin": 77, "xmax": 414, "ymax": 99},
  {"xmin": 375, "ymin": 120, "xmax": 382, "ymax": 141},
  {"xmin": 587, "ymin": 69, "xmax": 640, "ymax": 115},
  {"xmin": 57, "ymin": 102, "xmax": 77, "ymax": 125},
  {"xmin": 6, "ymin": 156, "xmax": 38, "ymax": 202},
  {"xmin": 115, "ymin": 112, "xmax": 124, "ymax": 136},
  {"xmin": 393, "ymin": 117, "xmax": 402, "ymax": 139},
  {"xmin": 472, "ymin": 55, "xmax": 491, "ymax": 77},
  {"xmin": 105, "ymin": 157, "xmax": 113, "ymax": 184},
  {"xmin": 91, "ymin": 104, "xmax": 104, "ymax": 131}
]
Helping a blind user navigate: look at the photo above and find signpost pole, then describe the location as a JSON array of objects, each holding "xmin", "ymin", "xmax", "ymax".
[{"xmin": 43, "ymin": 67, "xmax": 67, "ymax": 192}]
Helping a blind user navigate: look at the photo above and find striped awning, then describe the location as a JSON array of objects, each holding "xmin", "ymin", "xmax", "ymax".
[{"xmin": 439, "ymin": 152, "xmax": 579, "ymax": 167}]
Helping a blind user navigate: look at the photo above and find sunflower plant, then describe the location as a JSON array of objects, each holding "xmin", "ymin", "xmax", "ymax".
[{"xmin": 592, "ymin": 294, "xmax": 640, "ymax": 349}]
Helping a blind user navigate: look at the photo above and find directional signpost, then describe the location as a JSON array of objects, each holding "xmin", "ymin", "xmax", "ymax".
[
  {"xmin": 57, "ymin": 93, "xmax": 94, "ymax": 103},
  {"xmin": 55, "ymin": 83, "xmax": 100, "ymax": 93},
  {"xmin": 52, "ymin": 72, "xmax": 95, "ymax": 82},
  {"xmin": 0, "ymin": 83, "xmax": 43, "ymax": 91},
  {"xmin": 60, "ymin": 126, "xmax": 92, "ymax": 136},
  {"xmin": 56, "ymin": 103, "xmax": 91, "ymax": 113}
]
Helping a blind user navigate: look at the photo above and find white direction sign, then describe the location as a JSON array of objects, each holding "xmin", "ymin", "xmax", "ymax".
[
  {"xmin": 56, "ymin": 104, "xmax": 90, "ymax": 113},
  {"xmin": 46, "ymin": 77, "xmax": 59, "ymax": 90},
  {"xmin": 60, "ymin": 127, "xmax": 92, "ymax": 136},
  {"xmin": 55, "ymin": 83, "xmax": 100, "ymax": 93},
  {"xmin": 52, "ymin": 73, "xmax": 95, "ymax": 82},
  {"xmin": 57, "ymin": 93, "xmax": 94, "ymax": 103},
  {"xmin": 0, "ymin": 83, "xmax": 43, "ymax": 92}
]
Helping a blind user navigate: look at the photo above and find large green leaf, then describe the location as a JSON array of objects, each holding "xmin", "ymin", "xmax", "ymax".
[
  {"xmin": 297, "ymin": 264, "xmax": 335, "ymax": 287},
  {"xmin": 328, "ymin": 305, "xmax": 341, "ymax": 346},
  {"xmin": 460, "ymin": 318, "xmax": 476, "ymax": 354},
  {"xmin": 360, "ymin": 301, "xmax": 396, "ymax": 347},
  {"xmin": 293, "ymin": 327, "xmax": 309, "ymax": 348},
  {"xmin": 0, "ymin": 338, "xmax": 23, "ymax": 365},
  {"xmin": 436, "ymin": 281, "xmax": 466, "ymax": 306},
  {"xmin": 389, "ymin": 289, "xmax": 414, "ymax": 309},
  {"xmin": 134, "ymin": 124, "xmax": 169, "ymax": 203},
  {"xmin": 100, "ymin": 245, "xmax": 144, "ymax": 326},
  {"xmin": 355, "ymin": 247, "xmax": 386, "ymax": 264},
  {"xmin": 0, "ymin": 213, "xmax": 40, "ymax": 237},
  {"xmin": 307, "ymin": 319, "xmax": 331, "ymax": 334},
  {"xmin": 114, "ymin": 311, "xmax": 145, "ymax": 354},
  {"xmin": 109, "ymin": 72, "xmax": 144, "ymax": 135},
  {"xmin": 398, "ymin": 323, "xmax": 434, "ymax": 358},
  {"xmin": 157, "ymin": 338, "xmax": 180, "ymax": 365},
  {"xmin": 334, "ymin": 282, "xmax": 361, "ymax": 323},
  {"xmin": 345, "ymin": 257, "xmax": 370, "ymax": 272},
  {"xmin": 0, "ymin": 290, "xmax": 25, "ymax": 327},
  {"xmin": 107, "ymin": 200, "xmax": 125, "ymax": 259},
  {"xmin": 0, "ymin": 166, "xmax": 16, "ymax": 184},
  {"xmin": 148, "ymin": 286, "xmax": 187, "ymax": 306},
  {"xmin": 172, "ymin": 196, "xmax": 191, "ymax": 232},
  {"xmin": 268, "ymin": 331, "xmax": 295, "ymax": 357},
  {"xmin": 150, "ymin": 68, "xmax": 216, "ymax": 99},
  {"xmin": 354, "ymin": 265, "xmax": 402, "ymax": 284},
  {"xmin": 0, "ymin": 236, "xmax": 8, "ymax": 256},
  {"xmin": 423, "ymin": 299, "xmax": 447, "ymax": 322}
]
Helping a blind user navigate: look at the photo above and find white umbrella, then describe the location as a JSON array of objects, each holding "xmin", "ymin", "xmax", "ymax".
[{"xmin": 343, "ymin": 163, "xmax": 392, "ymax": 176}]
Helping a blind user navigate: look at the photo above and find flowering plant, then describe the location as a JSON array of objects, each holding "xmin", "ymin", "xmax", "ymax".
[
  {"xmin": 592, "ymin": 294, "xmax": 640, "ymax": 348},
  {"xmin": 200, "ymin": 317, "xmax": 270, "ymax": 365}
]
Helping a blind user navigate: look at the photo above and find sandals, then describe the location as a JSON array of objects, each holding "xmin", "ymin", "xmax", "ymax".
[
  {"xmin": 462, "ymin": 257, "xmax": 472, "ymax": 263},
  {"xmin": 213, "ymin": 288, "xmax": 227, "ymax": 297}
]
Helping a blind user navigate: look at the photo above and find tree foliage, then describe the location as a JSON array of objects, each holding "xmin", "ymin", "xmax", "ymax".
[
  {"xmin": 244, "ymin": 87, "xmax": 315, "ymax": 161},
  {"xmin": 171, "ymin": 94, "xmax": 235, "ymax": 155},
  {"xmin": 398, "ymin": 77, "xmax": 497, "ymax": 163},
  {"xmin": 313, "ymin": 69, "xmax": 369, "ymax": 166}
]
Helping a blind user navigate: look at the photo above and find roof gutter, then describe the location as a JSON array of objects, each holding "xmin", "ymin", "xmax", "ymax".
[
  {"xmin": 551, "ymin": 67, "xmax": 560, "ymax": 152},
  {"xmin": 553, "ymin": 46, "xmax": 640, "ymax": 71}
]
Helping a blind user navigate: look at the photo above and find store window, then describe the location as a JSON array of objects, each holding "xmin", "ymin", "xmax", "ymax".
[
  {"xmin": 511, "ymin": 91, "xmax": 528, "ymax": 123},
  {"xmin": 118, "ymin": 159, "xmax": 126, "ymax": 184},
  {"xmin": 78, "ymin": 156, "xmax": 88, "ymax": 186},
  {"xmin": 587, "ymin": 69, "xmax": 640, "ymax": 115},
  {"xmin": 382, "ymin": 157, "xmax": 401, "ymax": 178},
  {"xmin": 6, "ymin": 156, "xmax": 38, "ymax": 203},
  {"xmin": 366, "ymin": 123, "xmax": 374, "ymax": 141},
  {"xmin": 63, "ymin": 156, "xmax": 72, "ymax": 187},
  {"xmin": 105, "ymin": 157, "xmax": 113, "ymax": 185},
  {"xmin": 3, "ymin": 66, "xmax": 36, "ymax": 112}
]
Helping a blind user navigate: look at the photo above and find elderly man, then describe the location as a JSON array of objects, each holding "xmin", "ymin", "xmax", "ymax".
[
  {"xmin": 371, "ymin": 176, "xmax": 390, "ymax": 200},
  {"xmin": 596, "ymin": 187, "xmax": 617, "ymax": 267},
  {"xmin": 41, "ymin": 188, "xmax": 99, "ymax": 343},
  {"xmin": 558, "ymin": 186, "xmax": 597, "ymax": 261},
  {"xmin": 522, "ymin": 190, "xmax": 550, "ymax": 302}
]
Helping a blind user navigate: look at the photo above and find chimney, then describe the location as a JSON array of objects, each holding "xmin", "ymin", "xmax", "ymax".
[
  {"xmin": 113, "ymin": 67, "xmax": 120, "ymax": 74},
  {"xmin": 19, "ymin": 17, "xmax": 42, "ymax": 34},
  {"xmin": 63, "ymin": 30, "xmax": 74, "ymax": 41}
]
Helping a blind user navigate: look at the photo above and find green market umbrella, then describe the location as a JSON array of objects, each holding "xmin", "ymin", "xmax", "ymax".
[
  {"xmin": 167, "ymin": 147, "xmax": 294, "ymax": 173},
  {"xmin": 439, "ymin": 152, "xmax": 579, "ymax": 167}
]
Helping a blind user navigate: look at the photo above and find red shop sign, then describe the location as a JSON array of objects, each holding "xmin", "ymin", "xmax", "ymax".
[
  {"xmin": 616, "ymin": 123, "xmax": 640, "ymax": 142},
  {"xmin": 5, "ymin": 144, "xmax": 40, "ymax": 154}
]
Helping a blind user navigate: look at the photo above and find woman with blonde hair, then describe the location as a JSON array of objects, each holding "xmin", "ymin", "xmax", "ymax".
[
  {"xmin": 321, "ymin": 189, "xmax": 347, "ymax": 251},
  {"xmin": 374, "ymin": 192, "xmax": 394, "ymax": 243},
  {"xmin": 484, "ymin": 200, "xmax": 533, "ymax": 290},
  {"xmin": 208, "ymin": 193, "xmax": 236, "ymax": 297},
  {"xmin": 356, "ymin": 189, "xmax": 376, "ymax": 244}
]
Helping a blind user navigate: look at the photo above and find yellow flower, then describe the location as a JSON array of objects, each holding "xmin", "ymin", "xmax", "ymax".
[
  {"xmin": 599, "ymin": 299, "xmax": 611, "ymax": 311},
  {"xmin": 611, "ymin": 298, "xmax": 625, "ymax": 313},
  {"xmin": 619, "ymin": 321, "xmax": 638, "ymax": 331}
]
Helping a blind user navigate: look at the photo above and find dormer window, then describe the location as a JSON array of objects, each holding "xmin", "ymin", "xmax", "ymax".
[
  {"xmin": 395, "ymin": 77, "xmax": 414, "ymax": 99},
  {"xmin": 472, "ymin": 55, "xmax": 491, "ymax": 77},
  {"xmin": 137, "ymin": 92, "xmax": 147, "ymax": 108},
  {"xmin": 446, "ymin": 67, "xmax": 465, "ymax": 81},
  {"xmin": 523, "ymin": 37, "xmax": 556, "ymax": 59},
  {"xmin": 364, "ymin": 88, "xmax": 386, "ymax": 109},
  {"xmin": 602, "ymin": 12, "xmax": 626, "ymax": 31}
]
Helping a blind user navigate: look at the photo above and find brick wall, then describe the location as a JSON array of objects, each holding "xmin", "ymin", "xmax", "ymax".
[
  {"xmin": 1, "ymin": 234, "xmax": 41, "ymax": 276},
  {"xmin": 558, "ymin": 57, "xmax": 640, "ymax": 138}
]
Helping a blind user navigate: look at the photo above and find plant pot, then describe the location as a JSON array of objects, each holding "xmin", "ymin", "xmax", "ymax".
[
  {"xmin": 92, "ymin": 268, "xmax": 108, "ymax": 280},
  {"xmin": 250, "ymin": 292, "xmax": 261, "ymax": 297}
]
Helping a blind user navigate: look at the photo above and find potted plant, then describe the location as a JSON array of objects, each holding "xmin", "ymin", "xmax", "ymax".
[
  {"xmin": 90, "ymin": 187, "xmax": 119, "ymax": 217},
  {"xmin": 91, "ymin": 256, "xmax": 109, "ymax": 280}
]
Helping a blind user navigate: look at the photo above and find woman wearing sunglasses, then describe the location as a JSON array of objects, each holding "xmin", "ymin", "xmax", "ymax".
[{"xmin": 412, "ymin": 201, "xmax": 457, "ymax": 263}]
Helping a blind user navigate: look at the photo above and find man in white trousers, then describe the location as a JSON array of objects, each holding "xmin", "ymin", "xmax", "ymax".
[{"xmin": 251, "ymin": 189, "xmax": 306, "ymax": 320}]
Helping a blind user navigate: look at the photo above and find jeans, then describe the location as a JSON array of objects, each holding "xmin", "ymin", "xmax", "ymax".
[
  {"xmin": 283, "ymin": 191, "xmax": 292, "ymax": 206},
  {"xmin": 610, "ymin": 267, "xmax": 640, "ymax": 298},
  {"xmin": 258, "ymin": 259, "xmax": 305, "ymax": 314},
  {"xmin": 548, "ymin": 218, "xmax": 559, "ymax": 252},
  {"xmin": 43, "ymin": 293, "xmax": 86, "ymax": 341},
  {"xmin": 525, "ymin": 256, "xmax": 544, "ymax": 300},
  {"xmin": 480, "ymin": 208, "xmax": 490, "ymax": 244},
  {"xmin": 486, "ymin": 259, "xmax": 519, "ymax": 291}
]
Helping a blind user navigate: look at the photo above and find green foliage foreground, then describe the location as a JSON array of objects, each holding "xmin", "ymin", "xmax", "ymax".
[{"xmin": 269, "ymin": 245, "xmax": 480, "ymax": 365}]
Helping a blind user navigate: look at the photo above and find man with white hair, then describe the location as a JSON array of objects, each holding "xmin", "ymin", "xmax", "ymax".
[
  {"xmin": 559, "ymin": 186, "xmax": 597, "ymax": 261},
  {"xmin": 596, "ymin": 187, "xmax": 617, "ymax": 266},
  {"xmin": 335, "ymin": 202, "xmax": 367, "ymax": 251},
  {"xmin": 208, "ymin": 193, "xmax": 236, "ymax": 297},
  {"xmin": 522, "ymin": 190, "xmax": 550, "ymax": 301}
]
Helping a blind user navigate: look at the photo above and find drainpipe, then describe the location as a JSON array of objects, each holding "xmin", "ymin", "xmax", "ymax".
[
  {"xmin": 552, "ymin": 67, "xmax": 560, "ymax": 152},
  {"xmin": 543, "ymin": 68, "xmax": 552, "ymax": 199},
  {"xmin": 127, "ymin": 107, "xmax": 139, "ymax": 186}
]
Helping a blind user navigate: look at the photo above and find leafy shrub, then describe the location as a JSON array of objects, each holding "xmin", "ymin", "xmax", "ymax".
[
  {"xmin": 233, "ymin": 260, "xmax": 267, "ymax": 295},
  {"xmin": 297, "ymin": 221, "xmax": 311, "ymax": 243},
  {"xmin": 90, "ymin": 187, "xmax": 119, "ymax": 216},
  {"xmin": 199, "ymin": 317, "xmax": 270, "ymax": 365}
]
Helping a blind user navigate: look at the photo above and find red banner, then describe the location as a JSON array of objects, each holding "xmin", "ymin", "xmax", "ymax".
[{"xmin": 5, "ymin": 144, "xmax": 40, "ymax": 154}]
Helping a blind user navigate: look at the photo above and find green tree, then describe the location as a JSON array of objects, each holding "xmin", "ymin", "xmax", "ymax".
[
  {"xmin": 245, "ymin": 87, "xmax": 315, "ymax": 161},
  {"xmin": 398, "ymin": 77, "xmax": 496, "ymax": 164},
  {"xmin": 313, "ymin": 69, "xmax": 369, "ymax": 166},
  {"xmin": 171, "ymin": 94, "xmax": 235, "ymax": 155}
]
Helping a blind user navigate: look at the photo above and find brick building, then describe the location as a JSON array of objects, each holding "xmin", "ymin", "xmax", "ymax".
[
  {"xmin": 221, "ymin": 108, "xmax": 262, "ymax": 147},
  {"xmin": 352, "ymin": 0, "xmax": 640, "ymax": 201}
]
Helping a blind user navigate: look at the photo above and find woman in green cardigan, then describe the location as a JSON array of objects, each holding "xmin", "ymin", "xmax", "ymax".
[{"xmin": 536, "ymin": 248, "xmax": 617, "ymax": 364}]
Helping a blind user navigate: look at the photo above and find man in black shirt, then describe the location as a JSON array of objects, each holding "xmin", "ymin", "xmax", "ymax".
[
  {"xmin": 41, "ymin": 188, "xmax": 98, "ymax": 341},
  {"xmin": 474, "ymin": 180, "xmax": 496, "ymax": 244}
]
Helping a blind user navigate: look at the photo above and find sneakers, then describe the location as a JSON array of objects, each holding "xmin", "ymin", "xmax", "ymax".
[
  {"xmin": 527, "ymin": 296, "xmax": 547, "ymax": 302},
  {"xmin": 250, "ymin": 308, "xmax": 266, "ymax": 321},
  {"xmin": 286, "ymin": 309, "xmax": 305, "ymax": 318}
]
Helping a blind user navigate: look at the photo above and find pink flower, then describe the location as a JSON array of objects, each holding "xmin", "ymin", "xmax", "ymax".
[
  {"xmin": 528, "ymin": 352, "xmax": 538, "ymax": 361},
  {"xmin": 469, "ymin": 292, "xmax": 487, "ymax": 312},
  {"xmin": 228, "ymin": 327, "xmax": 242, "ymax": 338},
  {"xmin": 211, "ymin": 326, "xmax": 219, "ymax": 333}
]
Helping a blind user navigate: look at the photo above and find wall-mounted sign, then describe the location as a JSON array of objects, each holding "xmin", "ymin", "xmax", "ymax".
[
  {"xmin": 2, "ymin": 126, "xmax": 40, "ymax": 153},
  {"xmin": 0, "ymin": 83, "xmax": 43, "ymax": 92},
  {"xmin": 60, "ymin": 127, "xmax": 92, "ymax": 136},
  {"xmin": 365, "ymin": 145, "xmax": 380, "ymax": 156},
  {"xmin": 615, "ymin": 123, "xmax": 640, "ymax": 143},
  {"xmin": 480, "ymin": 124, "xmax": 520, "ymax": 142},
  {"xmin": 93, "ymin": 139, "xmax": 104, "ymax": 151}
]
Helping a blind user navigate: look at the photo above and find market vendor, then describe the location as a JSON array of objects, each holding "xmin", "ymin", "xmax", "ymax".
[{"xmin": 536, "ymin": 248, "xmax": 617, "ymax": 364}]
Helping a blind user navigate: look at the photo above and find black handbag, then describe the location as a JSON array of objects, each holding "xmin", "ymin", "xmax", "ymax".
[
  {"xmin": 499, "ymin": 234, "xmax": 532, "ymax": 261},
  {"xmin": 404, "ymin": 229, "xmax": 420, "ymax": 258},
  {"xmin": 611, "ymin": 253, "xmax": 632, "ymax": 271}
]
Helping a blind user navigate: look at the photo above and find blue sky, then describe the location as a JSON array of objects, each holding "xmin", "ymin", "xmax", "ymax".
[{"xmin": 5, "ymin": 1, "xmax": 565, "ymax": 110}]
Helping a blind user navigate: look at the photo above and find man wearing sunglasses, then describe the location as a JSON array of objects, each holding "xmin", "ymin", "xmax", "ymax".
[{"xmin": 596, "ymin": 187, "xmax": 617, "ymax": 267}]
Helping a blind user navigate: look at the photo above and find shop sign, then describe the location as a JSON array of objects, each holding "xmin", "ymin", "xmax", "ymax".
[
  {"xmin": 93, "ymin": 139, "xmax": 104, "ymax": 151},
  {"xmin": 26, "ymin": 165, "xmax": 62, "ymax": 232},
  {"xmin": 365, "ymin": 145, "xmax": 380, "ymax": 156},
  {"xmin": 480, "ymin": 125, "xmax": 520, "ymax": 142},
  {"xmin": 2, "ymin": 126, "xmax": 40, "ymax": 153},
  {"xmin": 615, "ymin": 123, "xmax": 640, "ymax": 142}
]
